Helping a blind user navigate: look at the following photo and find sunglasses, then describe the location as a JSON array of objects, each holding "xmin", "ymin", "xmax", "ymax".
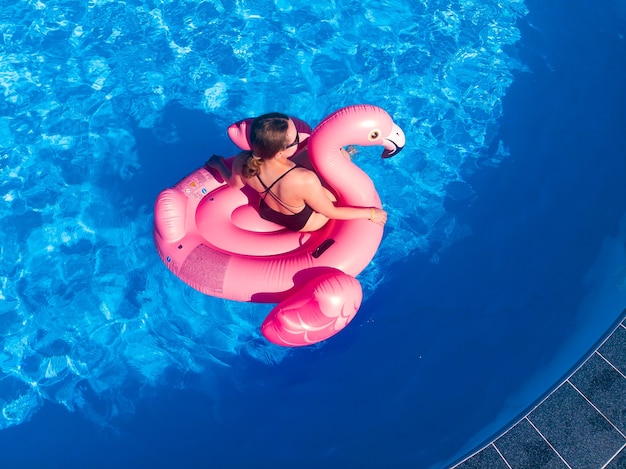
[{"xmin": 284, "ymin": 131, "xmax": 300, "ymax": 150}]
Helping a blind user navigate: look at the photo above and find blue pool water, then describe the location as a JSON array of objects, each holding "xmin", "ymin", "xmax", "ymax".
[{"xmin": 1, "ymin": 0, "xmax": 625, "ymax": 467}]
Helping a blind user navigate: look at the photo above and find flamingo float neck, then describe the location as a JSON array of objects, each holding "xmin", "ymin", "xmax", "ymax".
[{"xmin": 308, "ymin": 104, "xmax": 405, "ymax": 206}]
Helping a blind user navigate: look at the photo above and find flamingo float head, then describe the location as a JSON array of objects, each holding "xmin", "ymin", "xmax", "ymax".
[{"xmin": 310, "ymin": 104, "xmax": 405, "ymax": 157}]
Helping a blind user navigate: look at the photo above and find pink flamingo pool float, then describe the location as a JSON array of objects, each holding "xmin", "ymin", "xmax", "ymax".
[{"xmin": 154, "ymin": 104, "xmax": 405, "ymax": 346}]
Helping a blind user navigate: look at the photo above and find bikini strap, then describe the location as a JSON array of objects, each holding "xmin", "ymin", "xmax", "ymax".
[
  {"xmin": 256, "ymin": 165, "xmax": 304, "ymax": 214},
  {"xmin": 256, "ymin": 165, "xmax": 299, "ymax": 193}
]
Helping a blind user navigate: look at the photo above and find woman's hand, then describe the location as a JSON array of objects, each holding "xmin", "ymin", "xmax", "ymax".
[
  {"xmin": 204, "ymin": 154, "xmax": 244, "ymax": 189},
  {"xmin": 205, "ymin": 154, "xmax": 224, "ymax": 169},
  {"xmin": 369, "ymin": 207, "xmax": 387, "ymax": 226}
]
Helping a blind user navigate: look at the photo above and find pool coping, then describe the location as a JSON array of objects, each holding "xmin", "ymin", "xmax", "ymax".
[{"xmin": 451, "ymin": 308, "xmax": 626, "ymax": 468}]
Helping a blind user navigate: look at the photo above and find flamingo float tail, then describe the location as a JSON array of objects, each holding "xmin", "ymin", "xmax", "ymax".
[{"xmin": 261, "ymin": 271, "xmax": 363, "ymax": 347}]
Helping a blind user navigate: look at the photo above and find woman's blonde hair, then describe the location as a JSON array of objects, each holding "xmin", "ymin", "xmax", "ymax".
[{"xmin": 241, "ymin": 112, "xmax": 290, "ymax": 178}]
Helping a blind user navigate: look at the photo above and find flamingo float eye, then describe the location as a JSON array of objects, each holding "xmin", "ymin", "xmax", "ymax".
[{"xmin": 369, "ymin": 129, "xmax": 381, "ymax": 141}]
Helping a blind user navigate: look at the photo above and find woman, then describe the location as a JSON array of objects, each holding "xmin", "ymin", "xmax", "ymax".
[{"xmin": 206, "ymin": 112, "xmax": 387, "ymax": 232}]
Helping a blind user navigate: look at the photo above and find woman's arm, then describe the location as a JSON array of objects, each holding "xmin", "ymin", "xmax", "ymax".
[
  {"xmin": 205, "ymin": 154, "xmax": 246, "ymax": 189},
  {"xmin": 297, "ymin": 170, "xmax": 387, "ymax": 225}
]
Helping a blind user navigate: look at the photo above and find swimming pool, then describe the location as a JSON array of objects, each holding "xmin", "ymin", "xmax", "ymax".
[{"xmin": 1, "ymin": 0, "xmax": 625, "ymax": 467}]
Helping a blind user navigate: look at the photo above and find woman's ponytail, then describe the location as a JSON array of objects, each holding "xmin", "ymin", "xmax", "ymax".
[{"xmin": 241, "ymin": 152, "xmax": 263, "ymax": 178}]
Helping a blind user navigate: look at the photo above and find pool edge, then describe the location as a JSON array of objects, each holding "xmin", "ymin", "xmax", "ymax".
[{"xmin": 450, "ymin": 307, "xmax": 626, "ymax": 468}]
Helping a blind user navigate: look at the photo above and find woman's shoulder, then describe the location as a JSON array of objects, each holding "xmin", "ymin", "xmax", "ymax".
[{"xmin": 291, "ymin": 165, "xmax": 320, "ymax": 186}]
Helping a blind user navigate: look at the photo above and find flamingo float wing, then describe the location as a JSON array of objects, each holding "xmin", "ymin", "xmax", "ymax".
[{"xmin": 261, "ymin": 271, "xmax": 363, "ymax": 346}]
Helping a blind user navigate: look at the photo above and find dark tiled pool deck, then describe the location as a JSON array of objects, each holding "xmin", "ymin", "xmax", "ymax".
[{"xmin": 453, "ymin": 313, "xmax": 626, "ymax": 468}]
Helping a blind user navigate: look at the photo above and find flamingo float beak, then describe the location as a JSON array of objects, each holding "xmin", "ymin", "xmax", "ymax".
[{"xmin": 381, "ymin": 123, "xmax": 406, "ymax": 158}]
